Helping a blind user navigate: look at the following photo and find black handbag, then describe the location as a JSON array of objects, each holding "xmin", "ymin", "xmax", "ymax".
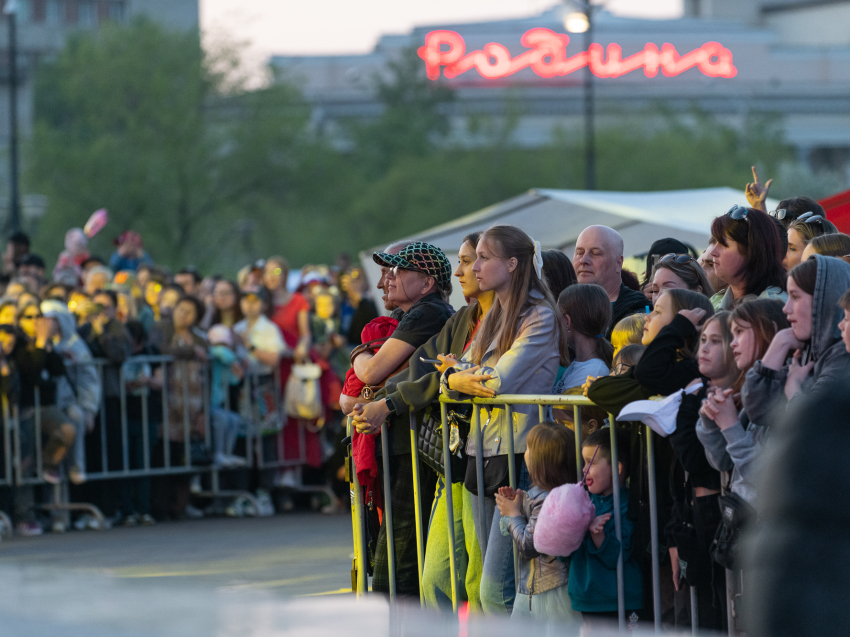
[
  {"xmin": 464, "ymin": 454, "xmax": 520, "ymax": 497},
  {"xmin": 416, "ymin": 405, "xmax": 470, "ymax": 482},
  {"xmin": 710, "ymin": 492, "xmax": 755, "ymax": 570},
  {"xmin": 669, "ymin": 477, "xmax": 720, "ymax": 588}
]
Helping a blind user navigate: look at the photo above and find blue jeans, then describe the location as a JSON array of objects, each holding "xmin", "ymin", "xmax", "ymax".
[{"xmin": 469, "ymin": 459, "xmax": 530, "ymax": 616}]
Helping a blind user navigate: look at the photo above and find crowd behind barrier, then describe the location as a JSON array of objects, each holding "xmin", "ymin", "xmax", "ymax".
[
  {"xmin": 342, "ymin": 170, "xmax": 850, "ymax": 635},
  {"xmin": 0, "ymin": 228, "xmax": 361, "ymax": 536},
  {"xmin": 0, "ymin": 169, "xmax": 845, "ymax": 635}
]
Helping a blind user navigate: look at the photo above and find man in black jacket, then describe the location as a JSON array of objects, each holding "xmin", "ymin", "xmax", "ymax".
[{"xmin": 573, "ymin": 225, "xmax": 648, "ymax": 337}]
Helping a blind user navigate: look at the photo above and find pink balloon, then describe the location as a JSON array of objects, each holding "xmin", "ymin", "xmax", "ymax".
[{"xmin": 84, "ymin": 208, "xmax": 108, "ymax": 238}]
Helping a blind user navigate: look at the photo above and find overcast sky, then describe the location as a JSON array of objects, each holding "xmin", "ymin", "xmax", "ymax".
[{"xmin": 200, "ymin": 0, "xmax": 684, "ymax": 73}]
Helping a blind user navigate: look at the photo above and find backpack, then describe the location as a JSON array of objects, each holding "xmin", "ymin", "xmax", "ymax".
[{"xmin": 284, "ymin": 363, "xmax": 323, "ymax": 421}]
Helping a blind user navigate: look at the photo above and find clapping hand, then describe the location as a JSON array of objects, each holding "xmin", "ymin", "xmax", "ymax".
[{"xmin": 495, "ymin": 487, "xmax": 523, "ymax": 517}]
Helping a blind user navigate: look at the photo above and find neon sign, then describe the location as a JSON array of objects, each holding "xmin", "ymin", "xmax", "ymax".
[{"xmin": 418, "ymin": 29, "xmax": 737, "ymax": 81}]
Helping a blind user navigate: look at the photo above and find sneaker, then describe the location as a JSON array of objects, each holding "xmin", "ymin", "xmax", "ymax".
[
  {"xmin": 274, "ymin": 469, "xmax": 298, "ymax": 488},
  {"xmin": 321, "ymin": 497, "xmax": 341, "ymax": 515},
  {"xmin": 242, "ymin": 496, "xmax": 258, "ymax": 517},
  {"xmin": 139, "ymin": 514, "xmax": 156, "ymax": 526},
  {"xmin": 190, "ymin": 476, "xmax": 202, "ymax": 494},
  {"xmin": 225, "ymin": 497, "xmax": 245, "ymax": 518},
  {"xmin": 69, "ymin": 466, "xmax": 87, "ymax": 485},
  {"xmin": 214, "ymin": 451, "xmax": 231, "ymax": 467},
  {"xmin": 184, "ymin": 504, "xmax": 204, "ymax": 519},
  {"xmin": 16, "ymin": 521, "xmax": 43, "ymax": 537},
  {"xmin": 225, "ymin": 454, "xmax": 247, "ymax": 467},
  {"xmin": 43, "ymin": 467, "xmax": 61, "ymax": 485},
  {"xmin": 255, "ymin": 490, "xmax": 275, "ymax": 517},
  {"xmin": 123, "ymin": 514, "xmax": 139, "ymax": 527}
]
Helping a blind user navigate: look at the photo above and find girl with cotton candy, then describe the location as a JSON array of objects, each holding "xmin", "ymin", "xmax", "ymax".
[
  {"xmin": 440, "ymin": 224, "xmax": 567, "ymax": 615},
  {"xmin": 494, "ymin": 422, "xmax": 582, "ymax": 623}
]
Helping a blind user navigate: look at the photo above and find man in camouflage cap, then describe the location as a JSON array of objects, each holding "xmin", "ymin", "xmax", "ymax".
[
  {"xmin": 372, "ymin": 241, "xmax": 453, "ymax": 300},
  {"xmin": 348, "ymin": 240, "xmax": 454, "ymax": 597}
]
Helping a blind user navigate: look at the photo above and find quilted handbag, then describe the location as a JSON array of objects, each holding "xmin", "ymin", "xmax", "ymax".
[{"xmin": 416, "ymin": 404, "xmax": 470, "ymax": 482}]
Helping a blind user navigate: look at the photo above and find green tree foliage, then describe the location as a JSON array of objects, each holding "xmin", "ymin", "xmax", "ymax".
[{"xmin": 28, "ymin": 18, "xmax": 312, "ymax": 272}]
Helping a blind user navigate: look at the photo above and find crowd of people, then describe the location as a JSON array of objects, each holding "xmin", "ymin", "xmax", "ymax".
[
  {"xmin": 343, "ymin": 168, "xmax": 849, "ymax": 632},
  {"xmin": 0, "ymin": 228, "xmax": 381, "ymax": 535}
]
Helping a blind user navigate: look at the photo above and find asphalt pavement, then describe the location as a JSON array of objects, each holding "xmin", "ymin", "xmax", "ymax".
[{"xmin": 0, "ymin": 512, "xmax": 355, "ymax": 597}]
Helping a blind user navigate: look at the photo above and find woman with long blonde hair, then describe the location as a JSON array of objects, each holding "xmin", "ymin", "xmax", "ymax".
[{"xmin": 440, "ymin": 224, "xmax": 567, "ymax": 614}]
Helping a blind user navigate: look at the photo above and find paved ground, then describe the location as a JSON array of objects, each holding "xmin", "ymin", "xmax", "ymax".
[{"xmin": 0, "ymin": 512, "xmax": 355, "ymax": 597}]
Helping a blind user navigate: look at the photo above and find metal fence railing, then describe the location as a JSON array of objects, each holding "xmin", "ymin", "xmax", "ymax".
[
  {"xmin": 0, "ymin": 354, "xmax": 333, "ymax": 532},
  {"xmin": 346, "ymin": 393, "xmax": 734, "ymax": 635}
]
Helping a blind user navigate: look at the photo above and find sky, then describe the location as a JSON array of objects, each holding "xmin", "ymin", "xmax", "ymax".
[{"xmin": 200, "ymin": 0, "xmax": 684, "ymax": 76}]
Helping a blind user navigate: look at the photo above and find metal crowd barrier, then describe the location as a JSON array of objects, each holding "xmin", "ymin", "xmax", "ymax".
[
  {"xmin": 347, "ymin": 393, "xmax": 716, "ymax": 635},
  {"xmin": 0, "ymin": 354, "xmax": 326, "ymax": 531}
]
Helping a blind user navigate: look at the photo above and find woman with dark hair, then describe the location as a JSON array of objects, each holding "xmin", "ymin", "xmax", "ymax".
[
  {"xmin": 648, "ymin": 254, "xmax": 714, "ymax": 306},
  {"xmin": 541, "ymin": 249, "xmax": 577, "ymax": 299},
  {"xmin": 704, "ymin": 205, "xmax": 787, "ymax": 311},
  {"xmin": 201, "ymin": 279, "xmax": 243, "ymax": 330},
  {"xmin": 153, "ymin": 296, "xmax": 207, "ymax": 520},
  {"xmin": 784, "ymin": 213, "xmax": 838, "ymax": 270}
]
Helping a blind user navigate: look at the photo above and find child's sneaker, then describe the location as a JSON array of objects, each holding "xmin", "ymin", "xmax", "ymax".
[
  {"xmin": 225, "ymin": 497, "xmax": 245, "ymax": 518},
  {"xmin": 139, "ymin": 514, "xmax": 156, "ymax": 526},
  {"xmin": 184, "ymin": 504, "xmax": 204, "ymax": 519}
]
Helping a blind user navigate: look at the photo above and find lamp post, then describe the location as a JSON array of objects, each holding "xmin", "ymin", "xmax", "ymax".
[
  {"xmin": 565, "ymin": 1, "xmax": 596, "ymax": 191},
  {"xmin": 4, "ymin": 0, "xmax": 19, "ymax": 233}
]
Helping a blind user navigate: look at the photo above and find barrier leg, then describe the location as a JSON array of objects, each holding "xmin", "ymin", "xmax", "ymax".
[
  {"xmin": 608, "ymin": 416, "xmax": 626, "ymax": 630},
  {"xmin": 473, "ymin": 405, "xmax": 487, "ymax": 557},
  {"xmin": 573, "ymin": 405, "xmax": 583, "ymax": 477},
  {"xmin": 690, "ymin": 586, "xmax": 699, "ymax": 635},
  {"xmin": 380, "ymin": 422, "xmax": 396, "ymax": 600},
  {"xmin": 505, "ymin": 404, "xmax": 519, "ymax": 595},
  {"xmin": 408, "ymin": 411, "xmax": 426, "ymax": 606},
  {"xmin": 726, "ymin": 569, "xmax": 735, "ymax": 636},
  {"xmin": 645, "ymin": 426, "xmax": 661, "ymax": 631},
  {"xmin": 347, "ymin": 418, "xmax": 368, "ymax": 596},
  {"xmin": 120, "ymin": 364, "xmax": 130, "ymax": 473},
  {"xmin": 440, "ymin": 401, "xmax": 459, "ymax": 612}
]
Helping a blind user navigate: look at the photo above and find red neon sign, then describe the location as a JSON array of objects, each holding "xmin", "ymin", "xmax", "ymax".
[{"xmin": 418, "ymin": 29, "xmax": 737, "ymax": 81}]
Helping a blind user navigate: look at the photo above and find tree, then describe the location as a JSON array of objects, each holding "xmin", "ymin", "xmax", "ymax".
[{"xmin": 28, "ymin": 18, "xmax": 312, "ymax": 272}]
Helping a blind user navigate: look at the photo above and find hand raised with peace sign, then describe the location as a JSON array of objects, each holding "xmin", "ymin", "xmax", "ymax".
[{"xmin": 745, "ymin": 166, "xmax": 772, "ymax": 213}]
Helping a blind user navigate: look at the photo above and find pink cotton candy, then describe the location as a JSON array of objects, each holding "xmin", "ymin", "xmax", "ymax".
[{"xmin": 533, "ymin": 483, "xmax": 596, "ymax": 557}]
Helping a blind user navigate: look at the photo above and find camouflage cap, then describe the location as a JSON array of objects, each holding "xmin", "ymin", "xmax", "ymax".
[{"xmin": 373, "ymin": 241, "xmax": 453, "ymax": 295}]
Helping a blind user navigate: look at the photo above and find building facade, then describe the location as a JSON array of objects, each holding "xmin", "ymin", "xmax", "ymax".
[{"xmin": 271, "ymin": 0, "xmax": 850, "ymax": 177}]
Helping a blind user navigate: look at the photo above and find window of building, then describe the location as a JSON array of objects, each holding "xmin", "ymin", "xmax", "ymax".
[
  {"xmin": 45, "ymin": 0, "xmax": 63, "ymax": 25},
  {"xmin": 107, "ymin": 1, "xmax": 125, "ymax": 22},
  {"xmin": 77, "ymin": 0, "xmax": 95, "ymax": 27}
]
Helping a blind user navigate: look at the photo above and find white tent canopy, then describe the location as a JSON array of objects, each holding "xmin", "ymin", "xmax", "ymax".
[{"xmin": 359, "ymin": 187, "xmax": 776, "ymax": 312}]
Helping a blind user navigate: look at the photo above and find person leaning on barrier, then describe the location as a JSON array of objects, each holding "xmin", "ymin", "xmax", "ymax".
[
  {"xmin": 573, "ymin": 226, "xmax": 648, "ymax": 338},
  {"xmin": 354, "ymin": 231, "xmax": 494, "ymax": 610},
  {"xmin": 438, "ymin": 225, "xmax": 567, "ymax": 615},
  {"xmin": 41, "ymin": 300, "xmax": 101, "ymax": 485},
  {"xmin": 350, "ymin": 241, "xmax": 454, "ymax": 598}
]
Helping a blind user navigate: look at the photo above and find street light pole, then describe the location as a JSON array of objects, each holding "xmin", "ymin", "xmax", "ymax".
[
  {"xmin": 583, "ymin": 0, "xmax": 596, "ymax": 191},
  {"xmin": 4, "ymin": 0, "xmax": 19, "ymax": 233}
]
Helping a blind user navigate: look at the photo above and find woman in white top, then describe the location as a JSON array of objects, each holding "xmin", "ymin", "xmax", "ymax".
[
  {"xmin": 552, "ymin": 283, "xmax": 613, "ymax": 394},
  {"xmin": 440, "ymin": 225, "xmax": 567, "ymax": 615}
]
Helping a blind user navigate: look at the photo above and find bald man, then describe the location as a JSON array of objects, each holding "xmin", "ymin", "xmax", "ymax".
[{"xmin": 573, "ymin": 225, "xmax": 648, "ymax": 336}]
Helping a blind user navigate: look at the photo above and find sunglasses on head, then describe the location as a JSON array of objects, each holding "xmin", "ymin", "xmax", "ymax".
[
  {"xmin": 726, "ymin": 204, "xmax": 749, "ymax": 221},
  {"xmin": 659, "ymin": 253, "xmax": 696, "ymax": 265},
  {"xmin": 770, "ymin": 208, "xmax": 788, "ymax": 220},
  {"xmin": 796, "ymin": 211, "xmax": 825, "ymax": 225}
]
